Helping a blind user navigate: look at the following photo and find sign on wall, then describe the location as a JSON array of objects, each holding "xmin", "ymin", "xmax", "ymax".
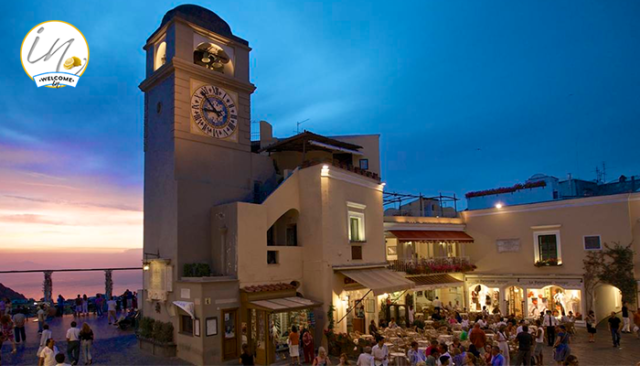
[{"xmin": 496, "ymin": 238, "xmax": 521, "ymax": 253}]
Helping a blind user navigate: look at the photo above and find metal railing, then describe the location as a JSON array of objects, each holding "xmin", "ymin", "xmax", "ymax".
[{"xmin": 387, "ymin": 256, "xmax": 475, "ymax": 275}]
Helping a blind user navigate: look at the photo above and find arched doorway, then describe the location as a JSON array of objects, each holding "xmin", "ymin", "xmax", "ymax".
[{"xmin": 505, "ymin": 286, "xmax": 524, "ymax": 317}]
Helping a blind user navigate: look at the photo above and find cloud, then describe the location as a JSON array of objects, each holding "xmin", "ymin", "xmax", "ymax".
[{"xmin": 0, "ymin": 214, "xmax": 71, "ymax": 226}]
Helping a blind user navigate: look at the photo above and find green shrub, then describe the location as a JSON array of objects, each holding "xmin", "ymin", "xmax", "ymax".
[
  {"xmin": 157, "ymin": 321, "xmax": 174, "ymax": 344},
  {"xmin": 138, "ymin": 317, "xmax": 155, "ymax": 339},
  {"xmin": 183, "ymin": 263, "xmax": 212, "ymax": 277},
  {"xmin": 152, "ymin": 321, "xmax": 163, "ymax": 342}
]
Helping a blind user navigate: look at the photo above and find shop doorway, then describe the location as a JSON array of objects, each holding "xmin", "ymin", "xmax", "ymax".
[
  {"xmin": 505, "ymin": 286, "xmax": 524, "ymax": 317},
  {"xmin": 222, "ymin": 309, "xmax": 238, "ymax": 360},
  {"xmin": 469, "ymin": 284, "xmax": 499, "ymax": 313}
]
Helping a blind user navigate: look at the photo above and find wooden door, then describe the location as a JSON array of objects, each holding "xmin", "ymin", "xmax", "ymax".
[{"xmin": 223, "ymin": 309, "xmax": 239, "ymax": 360}]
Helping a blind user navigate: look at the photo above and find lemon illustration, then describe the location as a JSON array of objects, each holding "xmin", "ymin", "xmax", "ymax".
[
  {"xmin": 72, "ymin": 56, "xmax": 82, "ymax": 66},
  {"xmin": 63, "ymin": 57, "xmax": 75, "ymax": 70}
]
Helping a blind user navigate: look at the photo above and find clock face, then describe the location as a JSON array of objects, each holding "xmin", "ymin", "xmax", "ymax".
[{"xmin": 190, "ymin": 85, "xmax": 238, "ymax": 139}]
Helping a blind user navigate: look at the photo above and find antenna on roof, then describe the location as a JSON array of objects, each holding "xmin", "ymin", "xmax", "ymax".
[{"xmin": 296, "ymin": 119, "xmax": 310, "ymax": 134}]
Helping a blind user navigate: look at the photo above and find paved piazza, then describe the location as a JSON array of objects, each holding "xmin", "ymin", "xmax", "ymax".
[{"xmin": 0, "ymin": 314, "xmax": 639, "ymax": 365}]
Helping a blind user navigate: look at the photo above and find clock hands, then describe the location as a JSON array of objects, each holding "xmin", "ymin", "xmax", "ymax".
[{"xmin": 204, "ymin": 98, "xmax": 220, "ymax": 117}]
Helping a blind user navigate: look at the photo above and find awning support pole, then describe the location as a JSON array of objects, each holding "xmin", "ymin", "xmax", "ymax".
[{"xmin": 337, "ymin": 289, "xmax": 372, "ymax": 324}]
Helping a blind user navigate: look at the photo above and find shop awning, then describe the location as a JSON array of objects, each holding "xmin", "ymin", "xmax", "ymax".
[
  {"xmin": 249, "ymin": 296, "xmax": 322, "ymax": 313},
  {"xmin": 340, "ymin": 268, "xmax": 414, "ymax": 296},
  {"xmin": 173, "ymin": 301, "xmax": 195, "ymax": 319},
  {"xmin": 408, "ymin": 274, "xmax": 463, "ymax": 290},
  {"xmin": 389, "ymin": 230, "xmax": 474, "ymax": 242}
]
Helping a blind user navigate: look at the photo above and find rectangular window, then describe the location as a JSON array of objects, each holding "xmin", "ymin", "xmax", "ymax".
[
  {"xmin": 348, "ymin": 213, "xmax": 365, "ymax": 242},
  {"xmin": 286, "ymin": 225, "xmax": 297, "ymax": 246},
  {"xmin": 352, "ymin": 245, "xmax": 363, "ymax": 260},
  {"xmin": 584, "ymin": 235, "xmax": 601, "ymax": 250},
  {"xmin": 181, "ymin": 315, "xmax": 194, "ymax": 335},
  {"xmin": 359, "ymin": 159, "xmax": 369, "ymax": 170},
  {"xmin": 533, "ymin": 230, "xmax": 562, "ymax": 265},
  {"xmin": 267, "ymin": 250, "xmax": 278, "ymax": 265},
  {"xmin": 538, "ymin": 235, "xmax": 558, "ymax": 261}
]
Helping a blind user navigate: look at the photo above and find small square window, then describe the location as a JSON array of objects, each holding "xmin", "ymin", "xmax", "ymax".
[
  {"xmin": 359, "ymin": 159, "xmax": 369, "ymax": 170},
  {"xmin": 181, "ymin": 315, "xmax": 193, "ymax": 335},
  {"xmin": 267, "ymin": 250, "xmax": 278, "ymax": 264},
  {"xmin": 352, "ymin": 246, "xmax": 363, "ymax": 260},
  {"xmin": 584, "ymin": 236, "xmax": 601, "ymax": 250}
]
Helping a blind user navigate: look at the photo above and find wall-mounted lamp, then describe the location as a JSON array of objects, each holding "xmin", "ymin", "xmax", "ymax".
[
  {"xmin": 143, "ymin": 264, "xmax": 150, "ymax": 271},
  {"xmin": 495, "ymin": 203, "xmax": 503, "ymax": 209}
]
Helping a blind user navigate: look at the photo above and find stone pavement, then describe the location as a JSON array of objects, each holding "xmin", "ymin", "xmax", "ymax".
[{"xmin": 2, "ymin": 313, "xmax": 640, "ymax": 365}]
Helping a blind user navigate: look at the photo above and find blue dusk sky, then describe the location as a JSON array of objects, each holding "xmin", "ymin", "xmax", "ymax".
[{"xmin": 0, "ymin": 0, "xmax": 639, "ymax": 260}]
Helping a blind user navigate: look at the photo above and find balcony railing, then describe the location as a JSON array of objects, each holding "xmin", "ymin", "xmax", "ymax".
[{"xmin": 387, "ymin": 256, "xmax": 476, "ymax": 275}]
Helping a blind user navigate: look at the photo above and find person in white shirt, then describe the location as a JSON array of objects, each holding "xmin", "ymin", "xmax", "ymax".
[
  {"xmin": 357, "ymin": 346, "xmax": 375, "ymax": 366},
  {"xmin": 433, "ymin": 297, "xmax": 442, "ymax": 311},
  {"xmin": 534, "ymin": 320, "xmax": 545, "ymax": 366},
  {"xmin": 37, "ymin": 324, "xmax": 53, "ymax": 357},
  {"xmin": 37, "ymin": 305, "xmax": 46, "ymax": 334},
  {"xmin": 38, "ymin": 338, "xmax": 60, "ymax": 366},
  {"xmin": 372, "ymin": 338, "xmax": 389, "ymax": 366},
  {"xmin": 408, "ymin": 305, "xmax": 415, "ymax": 326},
  {"xmin": 107, "ymin": 297, "xmax": 117, "ymax": 325},
  {"xmin": 55, "ymin": 353, "xmax": 72, "ymax": 366},
  {"xmin": 477, "ymin": 317, "xmax": 487, "ymax": 329},
  {"xmin": 66, "ymin": 321, "xmax": 81, "ymax": 365},
  {"xmin": 542, "ymin": 310, "xmax": 558, "ymax": 346}
]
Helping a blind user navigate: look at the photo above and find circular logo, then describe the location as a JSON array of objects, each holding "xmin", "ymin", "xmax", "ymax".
[{"xmin": 20, "ymin": 21, "xmax": 89, "ymax": 88}]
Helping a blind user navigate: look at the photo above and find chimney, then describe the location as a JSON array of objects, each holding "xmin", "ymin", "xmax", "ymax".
[{"xmin": 260, "ymin": 121, "xmax": 275, "ymax": 150}]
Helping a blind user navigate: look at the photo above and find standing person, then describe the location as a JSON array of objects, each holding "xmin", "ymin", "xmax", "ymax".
[
  {"xmin": 371, "ymin": 337, "xmax": 389, "ymax": 366},
  {"xmin": 37, "ymin": 305, "xmax": 46, "ymax": 334},
  {"xmin": 514, "ymin": 325, "xmax": 533, "ymax": 366},
  {"xmin": 288, "ymin": 325, "xmax": 300, "ymax": 366},
  {"xmin": 0, "ymin": 315, "xmax": 17, "ymax": 357},
  {"xmin": 489, "ymin": 345, "xmax": 505, "ymax": 366},
  {"xmin": 543, "ymin": 310, "xmax": 558, "ymax": 346},
  {"xmin": 12, "ymin": 308, "xmax": 26, "ymax": 344},
  {"xmin": 74, "ymin": 295, "xmax": 82, "ymax": 317},
  {"xmin": 125, "ymin": 290, "xmax": 133, "ymax": 311},
  {"xmin": 0, "ymin": 299, "xmax": 5, "ymax": 317},
  {"xmin": 82, "ymin": 295, "xmax": 89, "ymax": 317},
  {"xmin": 239, "ymin": 343, "xmax": 255, "ymax": 365},
  {"xmin": 94, "ymin": 295, "xmax": 102, "ymax": 317},
  {"xmin": 132, "ymin": 292, "xmax": 138, "ymax": 310},
  {"xmin": 533, "ymin": 321, "xmax": 545, "ymax": 365},
  {"xmin": 302, "ymin": 327, "xmax": 315, "ymax": 364},
  {"xmin": 312, "ymin": 347, "xmax": 332, "ymax": 366},
  {"xmin": 607, "ymin": 312, "xmax": 622, "ymax": 348},
  {"xmin": 586, "ymin": 311, "xmax": 597, "ymax": 343},
  {"xmin": 433, "ymin": 297, "xmax": 442, "ymax": 312},
  {"xmin": 469, "ymin": 323, "xmax": 486, "ymax": 355},
  {"xmin": 107, "ymin": 297, "xmax": 117, "ymax": 325},
  {"xmin": 57, "ymin": 295, "xmax": 65, "ymax": 317},
  {"xmin": 79, "ymin": 323, "xmax": 93, "ymax": 365},
  {"xmin": 38, "ymin": 338, "xmax": 59, "ymax": 366},
  {"xmin": 66, "ymin": 321, "xmax": 81, "ymax": 365},
  {"xmin": 552, "ymin": 325, "xmax": 571, "ymax": 365},
  {"xmin": 496, "ymin": 325, "xmax": 510, "ymax": 366},
  {"xmin": 634, "ymin": 308, "xmax": 640, "ymax": 339},
  {"xmin": 622, "ymin": 302, "xmax": 630, "ymax": 333},
  {"xmin": 408, "ymin": 305, "xmax": 415, "ymax": 326},
  {"xmin": 37, "ymin": 324, "xmax": 53, "ymax": 358},
  {"xmin": 357, "ymin": 347, "xmax": 374, "ymax": 366}
]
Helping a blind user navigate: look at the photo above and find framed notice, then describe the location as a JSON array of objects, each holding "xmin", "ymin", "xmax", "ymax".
[
  {"xmin": 496, "ymin": 239, "xmax": 520, "ymax": 253},
  {"xmin": 194, "ymin": 318, "xmax": 201, "ymax": 337},
  {"xmin": 206, "ymin": 317, "xmax": 218, "ymax": 337},
  {"xmin": 365, "ymin": 299, "xmax": 375, "ymax": 313}
]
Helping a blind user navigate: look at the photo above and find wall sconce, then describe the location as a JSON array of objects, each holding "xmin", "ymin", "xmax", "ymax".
[{"xmin": 143, "ymin": 263, "xmax": 150, "ymax": 271}]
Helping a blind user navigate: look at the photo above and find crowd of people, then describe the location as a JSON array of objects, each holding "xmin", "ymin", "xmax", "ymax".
[{"xmin": 0, "ymin": 290, "xmax": 138, "ymax": 366}]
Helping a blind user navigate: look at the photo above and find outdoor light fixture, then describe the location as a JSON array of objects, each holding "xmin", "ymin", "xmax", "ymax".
[
  {"xmin": 495, "ymin": 203, "xmax": 503, "ymax": 209},
  {"xmin": 321, "ymin": 164, "xmax": 330, "ymax": 177},
  {"xmin": 143, "ymin": 264, "xmax": 150, "ymax": 271}
]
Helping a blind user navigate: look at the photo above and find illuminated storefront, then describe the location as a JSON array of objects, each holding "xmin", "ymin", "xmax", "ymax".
[{"xmin": 464, "ymin": 275, "xmax": 585, "ymax": 320}]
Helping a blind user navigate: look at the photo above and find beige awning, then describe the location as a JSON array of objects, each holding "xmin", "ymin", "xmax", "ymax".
[
  {"xmin": 249, "ymin": 296, "xmax": 322, "ymax": 313},
  {"xmin": 340, "ymin": 268, "xmax": 414, "ymax": 296}
]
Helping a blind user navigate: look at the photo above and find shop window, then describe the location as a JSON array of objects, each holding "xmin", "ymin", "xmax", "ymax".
[
  {"xmin": 267, "ymin": 227, "xmax": 275, "ymax": 247},
  {"xmin": 348, "ymin": 212, "xmax": 365, "ymax": 242},
  {"xmin": 267, "ymin": 250, "xmax": 278, "ymax": 265},
  {"xmin": 286, "ymin": 225, "xmax": 297, "ymax": 246},
  {"xmin": 352, "ymin": 245, "xmax": 363, "ymax": 260},
  {"xmin": 181, "ymin": 315, "xmax": 193, "ymax": 335},
  {"xmin": 533, "ymin": 231, "xmax": 562, "ymax": 265},
  {"xmin": 584, "ymin": 235, "xmax": 601, "ymax": 250},
  {"xmin": 359, "ymin": 159, "xmax": 369, "ymax": 170}
]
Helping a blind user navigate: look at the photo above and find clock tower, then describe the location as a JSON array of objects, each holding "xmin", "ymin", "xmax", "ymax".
[{"xmin": 139, "ymin": 6, "xmax": 256, "ymax": 359}]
